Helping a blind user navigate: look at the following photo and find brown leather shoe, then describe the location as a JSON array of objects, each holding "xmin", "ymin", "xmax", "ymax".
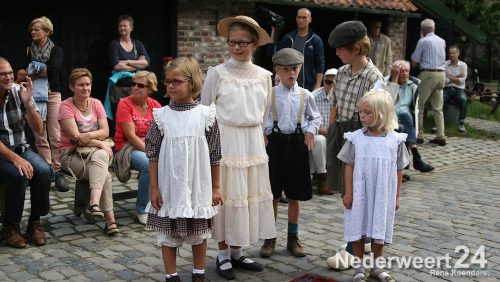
[
  {"xmin": 27, "ymin": 220, "xmax": 46, "ymax": 246},
  {"xmin": 429, "ymin": 138, "xmax": 447, "ymax": 146},
  {"xmin": 287, "ymin": 234, "xmax": 306, "ymax": 257},
  {"xmin": 192, "ymin": 273, "xmax": 205, "ymax": 282},
  {"xmin": 260, "ymin": 238, "xmax": 276, "ymax": 258},
  {"xmin": 3, "ymin": 223, "xmax": 26, "ymax": 248},
  {"xmin": 317, "ymin": 173, "xmax": 333, "ymax": 195}
]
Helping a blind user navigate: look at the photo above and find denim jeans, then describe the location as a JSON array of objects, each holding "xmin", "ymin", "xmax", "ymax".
[
  {"xmin": 443, "ymin": 87, "xmax": 468, "ymax": 121},
  {"xmin": 397, "ymin": 111, "xmax": 417, "ymax": 144},
  {"xmin": 130, "ymin": 150, "xmax": 150, "ymax": 214},
  {"xmin": 0, "ymin": 149, "xmax": 51, "ymax": 224}
]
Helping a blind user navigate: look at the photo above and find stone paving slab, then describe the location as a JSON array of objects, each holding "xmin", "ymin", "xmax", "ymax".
[
  {"xmin": 465, "ymin": 118, "xmax": 500, "ymax": 135},
  {"xmin": 1, "ymin": 135, "xmax": 499, "ymax": 281}
]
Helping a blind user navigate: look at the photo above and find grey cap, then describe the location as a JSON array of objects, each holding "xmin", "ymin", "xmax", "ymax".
[
  {"xmin": 328, "ymin": 21, "xmax": 367, "ymax": 48},
  {"xmin": 272, "ymin": 48, "xmax": 304, "ymax": 66}
]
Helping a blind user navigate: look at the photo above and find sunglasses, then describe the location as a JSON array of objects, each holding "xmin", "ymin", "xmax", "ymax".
[
  {"xmin": 131, "ymin": 82, "xmax": 148, "ymax": 89},
  {"xmin": 324, "ymin": 79, "xmax": 334, "ymax": 85}
]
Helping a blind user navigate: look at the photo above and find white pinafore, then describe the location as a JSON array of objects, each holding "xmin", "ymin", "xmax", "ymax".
[{"xmin": 343, "ymin": 129, "xmax": 406, "ymax": 244}]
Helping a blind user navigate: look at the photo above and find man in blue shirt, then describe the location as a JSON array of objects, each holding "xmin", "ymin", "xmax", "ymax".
[{"xmin": 411, "ymin": 19, "xmax": 446, "ymax": 146}]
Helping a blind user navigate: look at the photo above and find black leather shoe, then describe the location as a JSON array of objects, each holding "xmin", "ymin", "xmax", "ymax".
[
  {"xmin": 231, "ymin": 256, "xmax": 263, "ymax": 272},
  {"xmin": 216, "ymin": 256, "xmax": 235, "ymax": 280},
  {"xmin": 413, "ymin": 158, "xmax": 435, "ymax": 173},
  {"xmin": 55, "ymin": 171, "xmax": 69, "ymax": 192}
]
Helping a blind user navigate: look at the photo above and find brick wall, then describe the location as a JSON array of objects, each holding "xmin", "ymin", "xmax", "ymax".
[
  {"xmin": 388, "ymin": 16, "xmax": 408, "ymax": 62},
  {"xmin": 178, "ymin": 1, "xmax": 410, "ymax": 73},
  {"xmin": 177, "ymin": 0, "xmax": 254, "ymax": 72}
]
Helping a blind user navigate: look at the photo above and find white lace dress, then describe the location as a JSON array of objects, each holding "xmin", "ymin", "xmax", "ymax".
[
  {"xmin": 340, "ymin": 129, "xmax": 407, "ymax": 244},
  {"xmin": 201, "ymin": 58, "xmax": 277, "ymax": 246}
]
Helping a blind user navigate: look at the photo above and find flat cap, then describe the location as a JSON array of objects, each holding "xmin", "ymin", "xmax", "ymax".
[
  {"xmin": 328, "ymin": 21, "xmax": 367, "ymax": 48},
  {"xmin": 272, "ymin": 48, "xmax": 304, "ymax": 66}
]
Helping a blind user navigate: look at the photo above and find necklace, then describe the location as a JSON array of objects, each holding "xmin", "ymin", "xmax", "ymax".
[{"xmin": 73, "ymin": 97, "xmax": 89, "ymax": 112}]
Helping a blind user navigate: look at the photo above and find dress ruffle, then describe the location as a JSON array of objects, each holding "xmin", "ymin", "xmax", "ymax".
[
  {"xmin": 147, "ymin": 204, "xmax": 216, "ymax": 219},
  {"xmin": 224, "ymin": 191, "xmax": 274, "ymax": 207},
  {"xmin": 220, "ymin": 155, "xmax": 269, "ymax": 168},
  {"xmin": 205, "ymin": 106, "xmax": 216, "ymax": 131},
  {"xmin": 153, "ymin": 107, "xmax": 165, "ymax": 134}
]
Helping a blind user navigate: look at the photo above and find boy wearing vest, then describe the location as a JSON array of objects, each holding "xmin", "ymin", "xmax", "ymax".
[{"xmin": 260, "ymin": 48, "xmax": 322, "ymax": 258}]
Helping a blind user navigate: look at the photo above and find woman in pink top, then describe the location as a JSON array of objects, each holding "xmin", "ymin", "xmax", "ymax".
[
  {"xmin": 114, "ymin": 71, "xmax": 161, "ymax": 224},
  {"xmin": 58, "ymin": 68, "xmax": 118, "ymax": 235}
]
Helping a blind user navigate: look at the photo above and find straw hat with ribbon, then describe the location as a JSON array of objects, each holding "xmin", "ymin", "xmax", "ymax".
[{"xmin": 217, "ymin": 15, "xmax": 271, "ymax": 46}]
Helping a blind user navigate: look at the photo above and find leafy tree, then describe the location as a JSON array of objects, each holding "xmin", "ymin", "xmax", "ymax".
[
  {"xmin": 441, "ymin": 0, "xmax": 500, "ymax": 80},
  {"xmin": 441, "ymin": 0, "xmax": 500, "ymax": 44}
]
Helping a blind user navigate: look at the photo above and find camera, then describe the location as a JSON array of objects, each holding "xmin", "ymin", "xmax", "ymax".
[{"xmin": 258, "ymin": 6, "xmax": 285, "ymax": 31}]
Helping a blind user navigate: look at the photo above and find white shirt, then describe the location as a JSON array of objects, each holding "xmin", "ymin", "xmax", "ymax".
[
  {"xmin": 264, "ymin": 82, "xmax": 322, "ymax": 135},
  {"xmin": 445, "ymin": 60, "xmax": 468, "ymax": 90}
]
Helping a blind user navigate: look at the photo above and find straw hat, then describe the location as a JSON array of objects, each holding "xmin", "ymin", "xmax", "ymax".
[{"xmin": 217, "ymin": 15, "xmax": 271, "ymax": 46}]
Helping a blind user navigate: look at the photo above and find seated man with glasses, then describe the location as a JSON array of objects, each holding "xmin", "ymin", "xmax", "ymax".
[
  {"xmin": 309, "ymin": 68, "xmax": 337, "ymax": 195},
  {"xmin": 0, "ymin": 57, "xmax": 52, "ymax": 248}
]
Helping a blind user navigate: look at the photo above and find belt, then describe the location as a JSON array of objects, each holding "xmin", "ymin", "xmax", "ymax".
[
  {"xmin": 421, "ymin": 69, "xmax": 444, "ymax": 72},
  {"xmin": 444, "ymin": 86, "xmax": 463, "ymax": 90}
]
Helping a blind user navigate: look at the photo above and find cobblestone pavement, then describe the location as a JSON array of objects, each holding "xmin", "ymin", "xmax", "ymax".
[
  {"xmin": 1, "ymin": 134, "xmax": 499, "ymax": 282},
  {"xmin": 465, "ymin": 118, "xmax": 500, "ymax": 135}
]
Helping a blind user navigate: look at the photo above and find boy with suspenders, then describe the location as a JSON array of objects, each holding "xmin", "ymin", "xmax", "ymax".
[{"xmin": 260, "ymin": 48, "xmax": 322, "ymax": 258}]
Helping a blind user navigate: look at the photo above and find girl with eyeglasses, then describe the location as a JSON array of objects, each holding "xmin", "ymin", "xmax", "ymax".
[
  {"xmin": 145, "ymin": 57, "xmax": 222, "ymax": 282},
  {"xmin": 113, "ymin": 71, "xmax": 161, "ymax": 225},
  {"xmin": 200, "ymin": 15, "xmax": 277, "ymax": 280}
]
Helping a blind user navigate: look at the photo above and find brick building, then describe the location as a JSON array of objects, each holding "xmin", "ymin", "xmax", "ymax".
[
  {"xmin": 176, "ymin": 0, "xmax": 420, "ymax": 73},
  {"xmin": 0, "ymin": 0, "xmax": 488, "ymax": 101}
]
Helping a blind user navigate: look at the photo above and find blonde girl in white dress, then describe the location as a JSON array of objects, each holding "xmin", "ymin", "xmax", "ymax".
[
  {"xmin": 337, "ymin": 89, "xmax": 409, "ymax": 282},
  {"xmin": 201, "ymin": 16, "xmax": 277, "ymax": 280},
  {"xmin": 145, "ymin": 57, "xmax": 223, "ymax": 282}
]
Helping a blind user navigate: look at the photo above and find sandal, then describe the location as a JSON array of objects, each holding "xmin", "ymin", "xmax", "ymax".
[
  {"xmin": 353, "ymin": 272, "xmax": 367, "ymax": 282},
  {"xmin": 104, "ymin": 222, "xmax": 119, "ymax": 236},
  {"xmin": 86, "ymin": 204, "xmax": 104, "ymax": 218},
  {"xmin": 370, "ymin": 268, "xmax": 396, "ymax": 282}
]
